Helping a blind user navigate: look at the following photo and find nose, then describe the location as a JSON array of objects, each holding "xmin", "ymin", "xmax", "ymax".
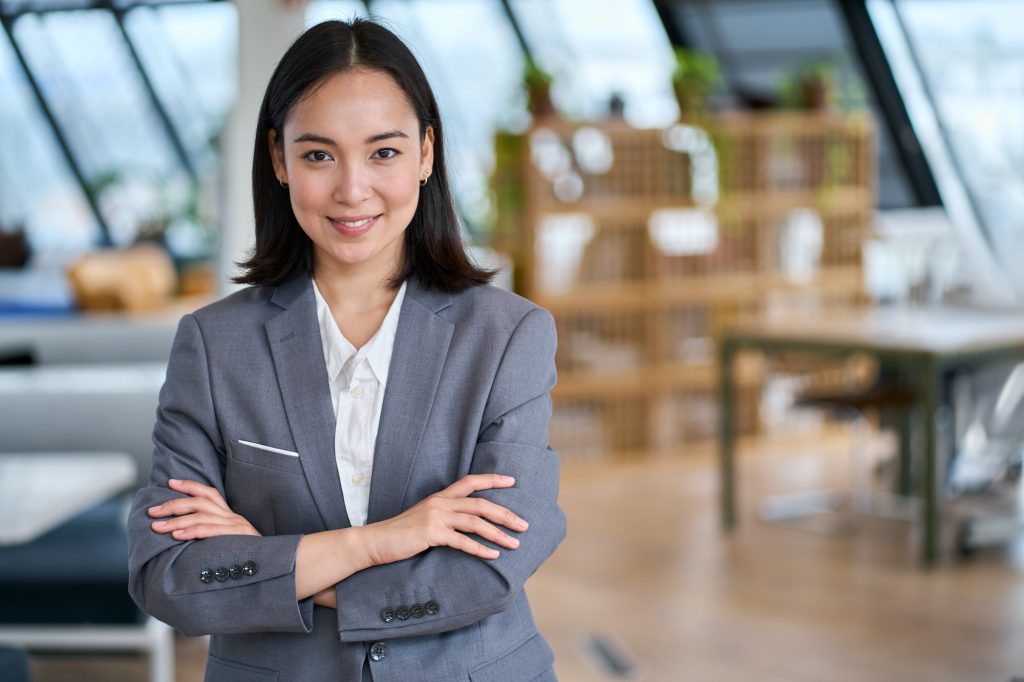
[{"xmin": 332, "ymin": 162, "xmax": 373, "ymax": 205}]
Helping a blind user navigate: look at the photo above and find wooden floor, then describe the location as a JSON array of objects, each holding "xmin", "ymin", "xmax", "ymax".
[{"xmin": 30, "ymin": 429, "xmax": 1024, "ymax": 681}]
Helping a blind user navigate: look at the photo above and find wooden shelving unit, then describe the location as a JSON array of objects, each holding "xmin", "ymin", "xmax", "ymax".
[{"xmin": 495, "ymin": 112, "xmax": 875, "ymax": 463}]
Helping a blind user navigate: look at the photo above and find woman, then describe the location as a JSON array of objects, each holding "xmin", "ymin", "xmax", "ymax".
[{"xmin": 127, "ymin": 19, "xmax": 565, "ymax": 682}]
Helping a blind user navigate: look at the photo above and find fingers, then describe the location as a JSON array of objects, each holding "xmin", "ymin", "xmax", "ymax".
[
  {"xmin": 449, "ymin": 513, "xmax": 520, "ymax": 550},
  {"xmin": 164, "ymin": 523, "xmax": 259, "ymax": 541},
  {"xmin": 147, "ymin": 495, "xmax": 224, "ymax": 519},
  {"xmin": 151, "ymin": 512, "xmax": 260, "ymax": 538},
  {"xmin": 446, "ymin": 532, "xmax": 501, "ymax": 560},
  {"xmin": 451, "ymin": 497, "xmax": 528, "ymax": 532},
  {"xmin": 436, "ymin": 474, "xmax": 515, "ymax": 499},
  {"xmin": 166, "ymin": 479, "xmax": 230, "ymax": 511},
  {"xmin": 424, "ymin": 495, "xmax": 527, "ymax": 532}
]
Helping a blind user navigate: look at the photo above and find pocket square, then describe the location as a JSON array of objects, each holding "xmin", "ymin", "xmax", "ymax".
[{"xmin": 236, "ymin": 440, "xmax": 299, "ymax": 458}]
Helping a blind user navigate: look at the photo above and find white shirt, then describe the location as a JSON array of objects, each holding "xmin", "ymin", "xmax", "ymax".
[{"xmin": 312, "ymin": 279, "xmax": 406, "ymax": 527}]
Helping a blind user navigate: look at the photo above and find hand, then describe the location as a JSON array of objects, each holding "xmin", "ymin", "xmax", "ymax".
[
  {"xmin": 363, "ymin": 474, "xmax": 528, "ymax": 566},
  {"xmin": 148, "ymin": 479, "xmax": 261, "ymax": 540},
  {"xmin": 313, "ymin": 587, "xmax": 337, "ymax": 609}
]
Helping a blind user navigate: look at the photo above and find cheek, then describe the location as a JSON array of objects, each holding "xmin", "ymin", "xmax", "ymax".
[
  {"xmin": 379, "ymin": 172, "xmax": 421, "ymax": 212},
  {"xmin": 289, "ymin": 175, "xmax": 331, "ymax": 215}
]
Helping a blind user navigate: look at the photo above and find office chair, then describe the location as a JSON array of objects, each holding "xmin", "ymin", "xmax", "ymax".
[
  {"xmin": 759, "ymin": 357, "xmax": 918, "ymax": 533},
  {"xmin": 948, "ymin": 361, "xmax": 1024, "ymax": 556}
]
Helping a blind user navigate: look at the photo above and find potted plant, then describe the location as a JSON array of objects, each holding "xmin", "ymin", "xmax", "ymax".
[
  {"xmin": 523, "ymin": 58, "xmax": 555, "ymax": 120},
  {"xmin": 778, "ymin": 58, "xmax": 839, "ymax": 111},
  {"xmin": 671, "ymin": 47, "xmax": 719, "ymax": 119},
  {"xmin": 0, "ymin": 223, "xmax": 29, "ymax": 269}
]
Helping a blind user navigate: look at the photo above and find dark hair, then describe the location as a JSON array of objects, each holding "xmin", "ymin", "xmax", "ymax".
[{"xmin": 235, "ymin": 19, "xmax": 493, "ymax": 291}]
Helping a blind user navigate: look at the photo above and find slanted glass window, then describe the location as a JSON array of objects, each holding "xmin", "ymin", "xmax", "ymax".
[
  {"xmin": 669, "ymin": 0, "xmax": 914, "ymax": 209},
  {"xmin": 0, "ymin": 24, "xmax": 98, "ymax": 253},
  {"xmin": 509, "ymin": 0, "xmax": 678, "ymax": 128},
  {"xmin": 13, "ymin": 9, "xmax": 190, "ymax": 246},
  {"xmin": 876, "ymin": 0, "xmax": 1024, "ymax": 292},
  {"xmin": 123, "ymin": 2, "xmax": 238, "ymax": 171}
]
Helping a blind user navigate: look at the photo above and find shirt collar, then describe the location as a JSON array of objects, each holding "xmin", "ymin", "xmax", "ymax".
[{"xmin": 311, "ymin": 279, "xmax": 406, "ymax": 387}]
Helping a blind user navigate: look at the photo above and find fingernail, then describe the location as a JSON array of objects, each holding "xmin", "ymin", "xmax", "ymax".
[
  {"xmin": 148, "ymin": 505, "xmax": 160, "ymax": 513},
  {"xmin": 515, "ymin": 518, "xmax": 529, "ymax": 530},
  {"xmin": 168, "ymin": 479, "xmax": 180, "ymax": 485},
  {"xmin": 152, "ymin": 520, "xmax": 166, "ymax": 527},
  {"xmin": 509, "ymin": 537, "xmax": 520, "ymax": 547},
  {"xmin": 488, "ymin": 549, "xmax": 500, "ymax": 558},
  {"xmin": 502, "ymin": 476, "xmax": 515, "ymax": 484}
]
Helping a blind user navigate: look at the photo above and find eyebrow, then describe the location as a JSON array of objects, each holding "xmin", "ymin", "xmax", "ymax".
[{"xmin": 291, "ymin": 130, "xmax": 410, "ymax": 145}]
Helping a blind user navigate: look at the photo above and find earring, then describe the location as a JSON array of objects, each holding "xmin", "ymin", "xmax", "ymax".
[
  {"xmin": 278, "ymin": 178, "xmax": 288, "ymax": 188},
  {"xmin": 419, "ymin": 172, "xmax": 430, "ymax": 187}
]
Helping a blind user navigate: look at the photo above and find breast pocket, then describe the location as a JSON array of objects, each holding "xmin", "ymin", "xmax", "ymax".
[
  {"xmin": 224, "ymin": 439, "xmax": 320, "ymax": 536},
  {"xmin": 228, "ymin": 439, "xmax": 304, "ymax": 475}
]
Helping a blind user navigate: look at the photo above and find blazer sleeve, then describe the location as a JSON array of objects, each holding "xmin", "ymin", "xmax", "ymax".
[
  {"xmin": 333, "ymin": 306, "xmax": 567, "ymax": 642},
  {"xmin": 126, "ymin": 314, "xmax": 315, "ymax": 636}
]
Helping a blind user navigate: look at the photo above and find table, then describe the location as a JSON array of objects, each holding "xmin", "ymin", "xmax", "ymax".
[
  {"xmin": 718, "ymin": 305, "xmax": 1024, "ymax": 566},
  {"xmin": 0, "ymin": 452, "xmax": 137, "ymax": 545}
]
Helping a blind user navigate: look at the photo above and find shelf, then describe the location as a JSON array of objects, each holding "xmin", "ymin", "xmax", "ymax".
[
  {"xmin": 552, "ymin": 356, "xmax": 764, "ymax": 399},
  {"xmin": 529, "ymin": 187, "xmax": 873, "ymax": 221},
  {"xmin": 535, "ymin": 267, "xmax": 864, "ymax": 312},
  {"xmin": 501, "ymin": 112, "xmax": 875, "ymax": 460}
]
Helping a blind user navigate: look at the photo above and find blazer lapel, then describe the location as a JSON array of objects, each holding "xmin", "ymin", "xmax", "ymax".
[
  {"xmin": 265, "ymin": 275, "xmax": 352, "ymax": 531},
  {"xmin": 366, "ymin": 278, "xmax": 453, "ymax": 524}
]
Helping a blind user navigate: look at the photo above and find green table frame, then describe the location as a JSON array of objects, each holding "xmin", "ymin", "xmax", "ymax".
[{"xmin": 718, "ymin": 307, "xmax": 1024, "ymax": 566}]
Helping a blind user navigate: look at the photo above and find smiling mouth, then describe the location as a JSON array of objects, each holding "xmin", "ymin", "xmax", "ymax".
[{"xmin": 328, "ymin": 214, "xmax": 381, "ymax": 235}]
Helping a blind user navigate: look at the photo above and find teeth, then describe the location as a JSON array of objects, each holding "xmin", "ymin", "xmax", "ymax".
[{"xmin": 335, "ymin": 217, "xmax": 373, "ymax": 228}]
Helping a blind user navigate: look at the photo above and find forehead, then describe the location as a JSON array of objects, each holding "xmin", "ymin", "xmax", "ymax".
[{"xmin": 285, "ymin": 68, "xmax": 418, "ymax": 137}]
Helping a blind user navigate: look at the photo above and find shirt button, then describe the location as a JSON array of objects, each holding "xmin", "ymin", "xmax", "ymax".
[
  {"xmin": 350, "ymin": 385, "xmax": 364, "ymax": 398},
  {"xmin": 352, "ymin": 473, "xmax": 366, "ymax": 486}
]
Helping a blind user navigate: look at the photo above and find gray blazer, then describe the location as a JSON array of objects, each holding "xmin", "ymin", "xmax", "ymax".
[{"xmin": 127, "ymin": 274, "xmax": 566, "ymax": 681}]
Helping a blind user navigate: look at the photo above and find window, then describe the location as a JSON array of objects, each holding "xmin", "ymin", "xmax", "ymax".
[
  {"xmin": 510, "ymin": 0, "xmax": 677, "ymax": 128},
  {"xmin": 869, "ymin": 0, "xmax": 1024, "ymax": 297},
  {"xmin": 0, "ymin": 20, "xmax": 98, "ymax": 253}
]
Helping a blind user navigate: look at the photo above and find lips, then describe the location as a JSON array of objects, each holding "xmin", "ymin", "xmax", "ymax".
[{"xmin": 328, "ymin": 214, "xmax": 381, "ymax": 236}]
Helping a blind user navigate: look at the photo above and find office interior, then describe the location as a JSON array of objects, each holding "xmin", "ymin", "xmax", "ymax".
[{"xmin": 1, "ymin": 0, "xmax": 1023, "ymax": 679}]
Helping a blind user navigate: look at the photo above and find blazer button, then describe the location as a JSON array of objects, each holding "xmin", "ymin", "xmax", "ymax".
[
  {"xmin": 228, "ymin": 565, "xmax": 243, "ymax": 580},
  {"xmin": 424, "ymin": 600, "xmax": 440, "ymax": 615},
  {"xmin": 369, "ymin": 641, "xmax": 388, "ymax": 662},
  {"xmin": 242, "ymin": 560, "xmax": 259, "ymax": 576},
  {"xmin": 380, "ymin": 608, "xmax": 395, "ymax": 623},
  {"xmin": 410, "ymin": 603, "xmax": 425, "ymax": 619},
  {"xmin": 199, "ymin": 569, "xmax": 213, "ymax": 584},
  {"xmin": 214, "ymin": 567, "xmax": 229, "ymax": 582},
  {"xmin": 395, "ymin": 606, "xmax": 410, "ymax": 621}
]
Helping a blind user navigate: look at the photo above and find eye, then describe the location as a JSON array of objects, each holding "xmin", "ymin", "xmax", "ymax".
[
  {"xmin": 303, "ymin": 150, "xmax": 333, "ymax": 162},
  {"xmin": 372, "ymin": 147, "xmax": 400, "ymax": 160}
]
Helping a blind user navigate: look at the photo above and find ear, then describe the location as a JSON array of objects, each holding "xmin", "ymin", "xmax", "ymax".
[
  {"xmin": 268, "ymin": 129, "xmax": 287, "ymax": 185},
  {"xmin": 420, "ymin": 126, "xmax": 435, "ymax": 179}
]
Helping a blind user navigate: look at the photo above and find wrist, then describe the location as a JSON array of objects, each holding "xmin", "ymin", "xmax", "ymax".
[{"xmin": 346, "ymin": 525, "xmax": 379, "ymax": 571}]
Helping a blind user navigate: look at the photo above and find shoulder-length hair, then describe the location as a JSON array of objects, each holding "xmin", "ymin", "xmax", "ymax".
[{"xmin": 235, "ymin": 19, "xmax": 493, "ymax": 291}]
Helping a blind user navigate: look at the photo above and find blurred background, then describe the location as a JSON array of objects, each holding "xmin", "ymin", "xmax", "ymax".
[{"xmin": 1, "ymin": 0, "xmax": 1024, "ymax": 680}]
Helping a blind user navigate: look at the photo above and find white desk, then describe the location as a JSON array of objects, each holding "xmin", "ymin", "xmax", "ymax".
[
  {"xmin": 719, "ymin": 305, "xmax": 1024, "ymax": 565},
  {"xmin": 0, "ymin": 452, "xmax": 137, "ymax": 545}
]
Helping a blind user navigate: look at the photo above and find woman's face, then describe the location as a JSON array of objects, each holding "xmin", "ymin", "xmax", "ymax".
[{"xmin": 270, "ymin": 68, "xmax": 433, "ymax": 280}]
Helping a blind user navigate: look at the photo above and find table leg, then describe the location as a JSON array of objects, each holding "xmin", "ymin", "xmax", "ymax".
[
  {"xmin": 918, "ymin": 355, "xmax": 940, "ymax": 566},
  {"xmin": 720, "ymin": 339, "xmax": 737, "ymax": 530}
]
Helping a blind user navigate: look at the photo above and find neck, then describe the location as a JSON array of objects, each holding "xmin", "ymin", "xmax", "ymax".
[{"xmin": 312, "ymin": 257, "xmax": 400, "ymax": 316}]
